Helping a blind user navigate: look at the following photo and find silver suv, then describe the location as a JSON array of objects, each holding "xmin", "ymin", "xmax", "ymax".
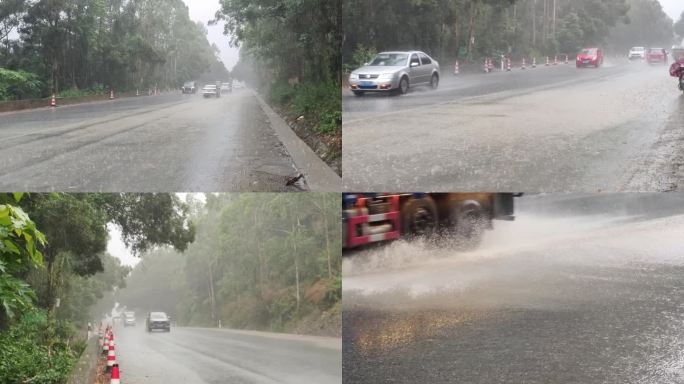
[{"xmin": 349, "ymin": 51, "xmax": 440, "ymax": 96}]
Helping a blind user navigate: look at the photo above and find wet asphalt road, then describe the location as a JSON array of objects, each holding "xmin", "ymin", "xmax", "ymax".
[
  {"xmin": 112, "ymin": 325, "xmax": 341, "ymax": 384},
  {"xmin": 0, "ymin": 90, "xmax": 304, "ymax": 192},
  {"xmin": 343, "ymin": 193, "xmax": 684, "ymax": 384},
  {"xmin": 342, "ymin": 60, "xmax": 684, "ymax": 192}
]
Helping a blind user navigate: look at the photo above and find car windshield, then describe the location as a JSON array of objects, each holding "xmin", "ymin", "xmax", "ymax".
[
  {"xmin": 183, "ymin": 82, "xmax": 193, "ymax": 86},
  {"xmin": 632, "ymin": 47, "xmax": 644, "ymax": 51},
  {"xmin": 204, "ymin": 85, "xmax": 216, "ymax": 89},
  {"xmin": 581, "ymin": 49, "xmax": 596, "ymax": 55},
  {"xmin": 150, "ymin": 312, "xmax": 167, "ymax": 320},
  {"xmin": 124, "ymin": 312, "xmax": 135, "ymax": 318},
  {"xmin": 369, "ymin": 53, "xmax": 409, "ymax": 66}
]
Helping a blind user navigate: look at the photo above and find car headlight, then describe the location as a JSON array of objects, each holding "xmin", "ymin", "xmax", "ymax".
[
  {"xmin": 349, "ymin": 73, "xmax": 359, "ymax": 80},
  {"xmin": 377, "ymin": 73, "xmax": 394, "ymax": 81}
]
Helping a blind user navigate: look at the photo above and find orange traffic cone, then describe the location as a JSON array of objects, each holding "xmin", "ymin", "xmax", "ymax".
[
  {"xmin": 506, "ymin": 58, "xmax": 511, "ymax": 71},
  {"xmin": 532, "ymin": 57, "xmax": 537, "ymax": 68},
  {"xmin": 109, "ymin": 90, "xmax": 114, "ymax": 100},
  {"xmin": 553, "ymin": 55, "xmax": 558, "ymax": 65},
  {"xmin": 136, "ymin": 89, "xmax": 140, "ymax": 96},
  {"xmin": 521, "ymin": 57, "xmax": 526, "ymax": 70},
  {"xmin": 545, "ymin": 56, "xmax": 550, "ymax": 66},
  {"xmin": 50, "ymin": 94, "xmax": 56, "ymax": 107},
  {"xmin": 453, "ymin": 60, "xmax": 459, "ymax": 75},
  {"xmin": 110, "ymin": 363, "xmax": 120, "ymax": 384},
  {"xmin": 565, "ymin": 54, "xmax": 569, "ymax": 64},
  {"xmin": 106, "ymin": 338, "xmax": 116, "ymax": 372}
]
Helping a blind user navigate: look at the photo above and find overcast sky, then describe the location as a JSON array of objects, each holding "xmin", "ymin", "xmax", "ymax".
[
  {"xmin": 181, "ymin": 0, "xmax": 240, "ymax": 70},
  {"xmin": 659, "ymin": 0, "xmax": 684, "ymax": 21}
]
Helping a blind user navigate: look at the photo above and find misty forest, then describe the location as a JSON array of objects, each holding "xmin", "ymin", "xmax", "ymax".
[
  {"xmin": 0, "ymin": 193, "xmax": 340, "ymax": 383},
  {"xmin": 343, "ymin": 0, "xmax": 683, "ymax": 69}
]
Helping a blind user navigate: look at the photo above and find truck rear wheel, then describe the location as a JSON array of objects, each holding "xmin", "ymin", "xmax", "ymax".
[
  {"xmin": 401, "ymin": 197, "xmax": 437, "ymax": 238},
  {"xmin": 448, "ymin": 200, "xmax": 486, "ymax": 250}
]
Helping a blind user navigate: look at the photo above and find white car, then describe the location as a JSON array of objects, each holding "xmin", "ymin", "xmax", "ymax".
[
  {"xmin": 202, "ymin": 84, "xmax": 221, "ymax": 98},
  {"xmin": 628, "ymin": 46, "xmax": 645, "ymax": 60},
  {"xmin": 123, "ymin": 311, "xmax": 136, "ymax": 327},
  {"xmin": 349, "ymin": 51, "xmax": 440, "ymax": 96}
]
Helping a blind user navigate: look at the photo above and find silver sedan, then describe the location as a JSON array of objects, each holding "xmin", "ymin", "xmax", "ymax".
[{"xmin": 349, "ymin": 51, "xmax": 440, "ymax": 96}]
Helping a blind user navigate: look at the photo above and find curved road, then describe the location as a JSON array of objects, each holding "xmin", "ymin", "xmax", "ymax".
[
  {"xmin": 0, "ymin": 89, "xmax": 334, "ymax": 191},
  {"xmin": 342, "ymin": 60, "xmax": 684, "ymax": 192},
  {"xmin": 343, "ymin": 193, "xmax": 684, "ymax": 383},
  {"xmin": 112, "ymin": 325, "xmax": 341, "ymax": 384}
]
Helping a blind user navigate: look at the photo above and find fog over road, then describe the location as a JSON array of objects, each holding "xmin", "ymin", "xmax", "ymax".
[
  {"xmin": 343, "ymin": 193, "xmax": 684, "ymax": 384},
  {"xmin": 0, "ymin": 89, "xmax": 312, "ymax": 192},
  {"xmin": 112, "ymin": 325, "xmax": 341, "ymax": 384},
  {"xmin": 342, "ymin": 60, "xmax": 684, "ymax": 192}
]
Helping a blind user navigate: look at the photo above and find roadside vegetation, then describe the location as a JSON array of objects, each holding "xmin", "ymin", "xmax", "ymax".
[
  {"xmin": 113, "ymin": 193, "xmax": 342, "ymax": 336},
  {"xmin": 215, "ymin": 0, "xmax": 342, "ymax": 173},
  {"xmin": 0, "ymin": 0, "xmax": 227, "ymax": 101},
  {"xmin": 343, "ymin": 0, "xmax": 679, "ymax": 69},
  {"xmin": 0, "ymin": 193, "xmax": 195, "ymax": 383}
]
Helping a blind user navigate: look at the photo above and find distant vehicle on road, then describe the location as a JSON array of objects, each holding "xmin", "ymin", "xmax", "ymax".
[
  {"xmin": 348, "ymin": 51, "xmax": 440, "ymax": 96},
  {"xmin": 124, "ymin": 311, "xmax": 136, "ymax": 327},
  {"xmin": 628, "ymin": 46, "xmax": 646, "ymax": 60},
  {"xmin": 646, "ymin": 48, "xmax": 668, "ymax": 64},
  {"xmin": 220, "ymin": 82, "xmax": 232, "ymax": 93},
  {"xmin": 576, "ymin": 48, "xmax": 603, "ymax": 68},
  {"xmin": 202, "ymin": 84, "xmax": 221, "ymax": 98},
  {"xmin": 182, "ymin": 81, "xmax": 197, "ymax": 94},
  {"xmin": 146, "ymin": 312, "xmax": 170, "ymax": 332}
]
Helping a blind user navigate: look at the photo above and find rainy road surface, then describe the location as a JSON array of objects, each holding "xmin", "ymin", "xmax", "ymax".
[
  {"xmin": 342, "ymin": 60, "xmax": 684, "ymax": 192},
  {"xmin": 112, "ymin": 325, "xmax": 341, "ymax": 384},
  {"xmin": 0, "ymin": 89, "xmax": 335, "ymax": 191},
  {"xmin": 343, "ymin": 193, "xmax": 684, "ymax": 384}
]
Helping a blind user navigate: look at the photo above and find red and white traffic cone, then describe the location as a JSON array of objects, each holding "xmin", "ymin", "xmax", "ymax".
[
  {"xmin": 506, "ymin": 58, "xmax": 511, "ymax": 71},
  {"xmin": 136, "ymin": 89, "xmax": 139, "ymax": 96},
  {"xmin": 521, "ymin": 57, "xmax": 526, "ymax": 70},
  {"xmin": 454, "ymin": 60, "xmax": 459, "ymax": 75},
  {"xmin": 50, "ymin": 94, "xmax": 56, "ymax": 107},
  {"xmin": 545, "ymin": 56, "xmax": 550, "ymax": 66},
  {"xmin": 488, "ymin": 58, "xmax": 493, "ymax": 72},
  {"xmin": 110, "ymin": 364, "xmax": 120, "ymax": 384},
  {"xmin": 106, "ymin": 338, "xmax": 116, "ymax": 372},
  {"xmin": 532, "ymin": 57, "xmax": 537, "ymax": 68},
  {"xmin": 565, "ymin": 54, "xmax": 569, "ymax": 64},
  {"xmin": 102, "ymin": 331, "xmax": 109, "ymax": 355},
  {"xmin": 483, "ymin": 58, "xmax": 488, "ymax": 73},
  {"xmin": 553, "ymin": 55, "xmax": 558, "ymax": 65},
  {"xmin": 109, "ymin": 90, "xmax": 114, "ymax": 100}
]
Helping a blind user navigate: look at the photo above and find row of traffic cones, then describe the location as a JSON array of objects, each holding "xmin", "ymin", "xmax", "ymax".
[
  {"xmin": 454, "ymin": 54, "xmax": 570, "ymax": 75},
  {"xmin": 50, "ymin": 86, "xmax": 159, "ymax": 107},
  {"xmin": 99, "ymin": 322, "xmax": 121, "ymax": 383}
]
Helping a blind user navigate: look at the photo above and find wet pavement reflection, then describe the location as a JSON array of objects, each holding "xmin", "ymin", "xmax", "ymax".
[{"xmin": 343, "ymin": 194, "xmax": 684, "ymax": 383}]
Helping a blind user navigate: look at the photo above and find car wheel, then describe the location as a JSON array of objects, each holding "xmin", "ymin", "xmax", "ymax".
[
  {"xmin": 430, "ymin": 73, "xmax": 439, "ymax": 90},
  {"xmin": 400, "ymin": 197, "xmax": 438, "ymax": 238},
  {"xmin": 352, "ymin": 90, "xmax": 365, "ymax": 97},
  {"xmin": 399, "ymin": 76, "xmax": 409, "ymax": 95}
]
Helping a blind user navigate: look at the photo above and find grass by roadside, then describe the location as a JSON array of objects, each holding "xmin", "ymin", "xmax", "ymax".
[{"xmin": 267, "ymin": 81, "xmax": 342, "ymax": 176}]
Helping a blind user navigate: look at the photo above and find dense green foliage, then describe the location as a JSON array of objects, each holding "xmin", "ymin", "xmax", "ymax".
[
  {"xmin": 0, "ymin": 193, "xmax": 195, "ymax": 383},
  {"xmin": 0, "ymin": 0, "xmax": 227, "ymax": 100},
  {"xmin": 0, "ymin": 310, "xmax": 80, "ymax": 384},
  {"xmin": 216, "ymin": 0, "xmax": 341, "ymax": 134},
  {"xmin": 117, "ymin": 193, "xmax": 341, "ymax": 333},
  {"xmin": 342, "ymin": 0, "xmax": 675, "ymax": 66},
  {"xmin": 0, "ymin": 67, "xmax": 43, "ymax": 100}
]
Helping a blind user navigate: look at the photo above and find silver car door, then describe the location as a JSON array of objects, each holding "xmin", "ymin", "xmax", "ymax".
[
  {"xmin": 409, "ymin": 53, "xmax": 422, "ymax": 84},
  {"xmin": 419, "ymin": 53, "xmax": 433, "ymax": 83}
]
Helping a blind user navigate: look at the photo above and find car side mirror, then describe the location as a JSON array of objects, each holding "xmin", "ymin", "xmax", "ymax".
[{"xmin": 410, "ymin": 62, "xmax": 419, "ymax": 67}]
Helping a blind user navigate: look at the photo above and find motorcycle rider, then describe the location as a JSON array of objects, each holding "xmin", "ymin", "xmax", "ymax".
[{"xmin": 669, "ymin": 48, "xmax": 684, "ymax": 91}]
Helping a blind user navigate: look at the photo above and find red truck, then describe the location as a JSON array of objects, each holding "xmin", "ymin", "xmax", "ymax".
[{"xmin": 343, "ymin": 193, "xmax": 517, "ymax": 250}]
